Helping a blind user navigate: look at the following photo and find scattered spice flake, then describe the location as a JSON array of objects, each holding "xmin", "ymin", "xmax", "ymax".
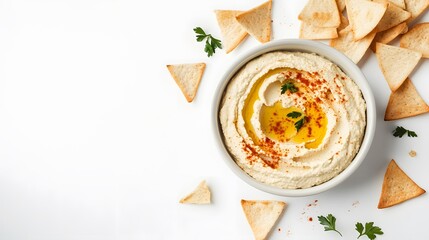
[
  {"xmin": 278, "ymin": 228, "xmax": 281, "ymax": 232},
  {"xmin": 307, "ymin": 199, "xmax": 319, "ymax": 207},
  {"xmin": 409, "ymin": 150, "xmax": 417, "ymax": 157},
  {"xmin": 347, "ymin": 201, "xmax": 360, "ymax": 212},
  {"xmin": 301, "ymin": 200, "xmax": 320, "ymax": 222}
]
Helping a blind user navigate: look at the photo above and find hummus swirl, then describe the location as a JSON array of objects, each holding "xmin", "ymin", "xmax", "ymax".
[{"xmin": 219, "ymin": 51, "xmax": 366, "ymax": 189}]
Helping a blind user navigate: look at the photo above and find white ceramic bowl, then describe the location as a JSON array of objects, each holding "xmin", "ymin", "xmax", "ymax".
[{"xmin": 212, "ymin": 39, "xmax": 376, "ymax": 197}]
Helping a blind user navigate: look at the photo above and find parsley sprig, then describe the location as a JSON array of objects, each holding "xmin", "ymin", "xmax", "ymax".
[
  {"xmin": 286, "ymin": 111, "xmax": 305, "ymax": 131},
  {"xmin": 286, "ymin": 111, "xmax": 302, "ymax": 118},
  {"xmin": 280, "ymin": 81, "xmax": 298, "ymax": 94},
  {"xmin": 356, "ymin": 222, "xmax": 384, "ymax": 240},
  {"xmin": 294, "ymin": 118, "xmax": 305, "ymax": 131},
  {"xmin": 318, "ymin": 214, "xmax": 384, "ymax": 239},
  {"xmin": 193, "ymin": 27, "xmax": 222, "ymax": 57},
  {"xmin": 318, "ymin": 214, "xmax": 342, "ymax": 236},
  {"xmin": 392, "ymin": 126, "xmax": 417, "ymax": 138}
]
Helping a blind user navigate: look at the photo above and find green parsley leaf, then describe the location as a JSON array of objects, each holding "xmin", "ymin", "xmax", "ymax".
[
  {"xmin": 193, "ymin": 27, "xmax": 206, "ymax": 35},
  {"xmin": 356, "ymin": 222, "xmax": 364, "ymax": 235},
  {"xmin": 356, "ymin": 222, "xmax": 383, "ymax": 240},
  {"xmin": 287, "ymin": 111, "xmax": 302, "ymax": 119},
  {"xmin": 318, "ymin": 214, "xmax": 342, "ymax": 237},
  {"xmin": 294, "ymin": 117, "xmax": 305, "ymax": 131},
  {"xmin": 280, "ymin": 81, "xmax": 298, "ymax": 94},
  {"xmin": 392, "ymin": 126, "xmax": 417, "ymax": 138},
  {"xmin": 204, "ymin": 43, "xmax": 214, "ymax": 57},
  {"xmin": 212, "ymin": 38, "xmax": 222, "ymax": 49},
  {"xmin": 408, "ymin": 130, "xmax": 418, "ymax": 137},
  {"xmin": 196, "ymin": 35, "xmax": 206, "ymax": 42},
  {"xmin": 193, "ymin": 27, "xmax": 222, "ymax": 57}
]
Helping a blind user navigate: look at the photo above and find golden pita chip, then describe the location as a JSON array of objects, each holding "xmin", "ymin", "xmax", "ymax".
[
  {"xmin": 384, "ymin": 78, "xmax": 429, "ymax": 120},
  {"xmin": 401, "ymin": 23, "xmax": 409, "ymax": 34},
  {"xmin": 378, "ymin": 160, "xmax": 426, "ymax": 209},
  {"xmin": 214, "ymin": 10, "xmax": 248, "ymax": 54},
  {"xmin": 375, "ymin": 43, "xmax": 422, "ymax": 92},
  {"xmin": 298, "ymin": 0, "xmax": 341, "ymax": 28},
  {"xmin": 374, "ymin": 0, "xmax": 411, "ymax": 32},
  {"xmin": 299, "ymin": 22, "xmax": 338, "ymax": 40},
  {"xmin": 400, "ymin": 22, "xmax": 429, "ymax": 58},
  {"xmin": 345, "ymin": 0, "xmax": 388, "ymax": 40},
  {"xmin": 370, "ymin": 22, "xmax": 408, "ymax": 51},
  {"xmin": 404, "ymin": 0, "xmax": 429, "ymax": 23},
  {"xmin": 236, "ymin": 0, "xmax": 272, "ymax": 43},
  {"xmin": 338, "ymin": 14, "xmax": 349, "ymax": 31},
  {"xmin": 330, "ymin": 26, "xmax": 376, "ymax": 63},
  {"xmin": 389, "ymin": 0, "xmax": 406, "ymax": 8},
  {"xmin": 179, "ymin": 180, "xmax": 211, "ymax": 204},
  {"xmin": 336, "ymin": 0, "xmax": 347, "ymax": 12},
  {"xmin": 241, "ymin": 200, "xmax": 286, "ymax": 240},
  {"xmin": 167, "ymin": 63, "xmax": 206, "ymax": 103}
]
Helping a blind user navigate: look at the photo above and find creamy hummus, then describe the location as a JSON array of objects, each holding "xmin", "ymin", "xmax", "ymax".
[{"xmin": 219, "ymin": 51, "xmax": 366, "ymax": 189}]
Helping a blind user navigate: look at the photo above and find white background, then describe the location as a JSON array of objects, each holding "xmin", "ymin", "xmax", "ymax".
[{"xmin": 0, "ymin": 0, "xmax": 428, "ymax": 239}]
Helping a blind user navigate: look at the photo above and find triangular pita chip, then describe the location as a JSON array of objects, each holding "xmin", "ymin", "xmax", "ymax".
[
  {"xmin": 378, "ymin": 160, "xmax": 426, "ymax": 209},
  {"xmin": 370, "ymin": 22, "xmax": 408, "ymax": 51},
  {"xmin": 299, "ymin": 22, "xmax": 338, "ymax": 40},
  {"xmin": 345, "ymin": 0, "xmax": 388, "ymax": 40},
  {"xmin": 214, "ymin": 10, "xmax": 248, "ymax": 53},
  {"xmin": 330, "ymin": 26, "xmax": 376, "ymax": 63},
  {"xmin": 236, "ymin": 0, "xmax": 272, "ymax": 43},
  {"xmin": 167, "ymin": 63, "xmax": 206, "ymax": 102},
  {"xmin": 298, "ymin": 0, "xmax": 341, "ymax": 28},
  {"xmin": 404, "ymin": 0, "xmax": 429, "ymax": 23},
  {"xmin": 337, "ymin": 0, "xmax": 347, "ymax": 12},
  {"xmin": 400, "ymin": 22, "xmax": 429, "ymax": 58},
  {"xmin": 374, "ymin": 0, "xmax": 411, "ymax": 32},
  {"xmin": 241, "ymin": 200, "xmax": 286, "ymax": 240},
  {"xmin": 389, "ymin": 0, "xmax": 406, "ymax": 8},
  {"xmin": 384, "ymin": 78, "xmax": 429, "ymax": 120},
  {"xmin": 179, "ymin": 180, "xmax": 211, "ymax": 204},
  {"xmin": 375, "ymin": 43, "xmax": 422, "ymax": 92}
]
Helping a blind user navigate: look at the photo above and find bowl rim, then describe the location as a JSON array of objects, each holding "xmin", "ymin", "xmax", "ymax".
[{"xmin": 212, "ymin": 39, "xmax": 376, "ymax": 197}]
